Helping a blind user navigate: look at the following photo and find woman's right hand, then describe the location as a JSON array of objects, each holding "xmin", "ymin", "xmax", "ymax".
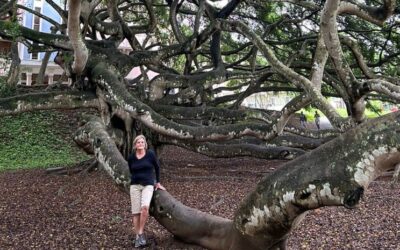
[{"xmin": 155, "ymin": 182, "xmax": 166, "ymax": 191}]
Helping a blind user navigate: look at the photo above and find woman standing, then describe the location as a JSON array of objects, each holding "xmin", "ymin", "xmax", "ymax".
[
  {"xmin": 128, "ymin": 135, "xmax": 166, "ymax": 248},
  {"xmin": 314, "ymin": 111, "xmax": 321, "ymax": 130}
]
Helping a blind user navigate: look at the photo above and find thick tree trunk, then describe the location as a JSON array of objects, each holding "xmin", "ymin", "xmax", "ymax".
[
  {"xmin": 73, "ymin": 115, "xmax": 131, "ymax": 190},
  {"xmin": 151, "ymin": 191, "xmax": 236, "ymax": 250},
  {"xmin": 68, "ymin": 0, "xmax": 88, "ymax": 74}
]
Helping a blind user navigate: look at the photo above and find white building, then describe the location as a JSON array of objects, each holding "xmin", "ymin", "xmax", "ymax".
[
  {"xmin": 15, "ymin": 0, "xmax": 68, "ymax": 85},
  {"xmin": 0, "ymin": 0, "xmax": 155, "ymax": 86}
]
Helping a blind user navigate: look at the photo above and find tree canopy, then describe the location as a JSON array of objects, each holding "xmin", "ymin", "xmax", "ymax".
[{"xmin": 1, "ymin": 0, "xmax": 399, "ymax": 150}]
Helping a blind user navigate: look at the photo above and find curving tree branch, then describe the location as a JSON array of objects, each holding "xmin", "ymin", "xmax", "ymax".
[
  {"xmin": 68, "ymin": 0, "xmax": 89, "ymax": 74},
  {"xmin": 151, "ymin": 111, "xmax": 400, "ymax": 249}
]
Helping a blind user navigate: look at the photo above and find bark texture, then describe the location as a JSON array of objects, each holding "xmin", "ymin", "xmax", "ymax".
[{"xmin": 152, "ymin": 112, "xmax": 400, "ymax": 249}]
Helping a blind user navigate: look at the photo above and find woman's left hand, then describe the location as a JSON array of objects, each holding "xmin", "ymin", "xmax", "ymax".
[{"xmin": 155, "ymin": 182, "xmax": 166, "ymax": 191}]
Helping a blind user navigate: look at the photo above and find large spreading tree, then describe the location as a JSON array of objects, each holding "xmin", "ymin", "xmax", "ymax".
[{"xmin": 1, "ymin": 0, "xmax": 399, "ymax": 249}]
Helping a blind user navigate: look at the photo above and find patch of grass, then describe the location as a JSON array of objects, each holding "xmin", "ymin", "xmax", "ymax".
[
  {"xmin": 0, "ymin": 111, "xmax": 90, "ymax": 171},
  {"xmin": 364, "ymin": 109, "xmax": 390, "ymax": 118},
  {"xmin": 335, "ymin": 108, "xmax": 348, "ymax": 118}
]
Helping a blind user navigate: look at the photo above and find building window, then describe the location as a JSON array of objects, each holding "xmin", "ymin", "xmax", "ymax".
[
  {"xmin": 33, "ymin": 7, "xmax": 40, "ymax": 30},
  {"xmin": 31, "ymin": 7, "xmax": 41, "ymax": 60}
]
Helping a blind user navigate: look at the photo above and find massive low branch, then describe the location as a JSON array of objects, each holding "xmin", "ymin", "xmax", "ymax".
[
  {"xmin": 74, "ymin": 115, "xmax": 130, "ymax": 190},
  {"xmin": 89, "ymin": 61, "xmax": 279, "ymax": 141},
  {"xmin": 151, "ymin": 111, "xmax": 400, "ymax": 250},
  {"xmin": 158, "ymin": 138, "xmax": 305, "ymax": 160},
  {"xmin": 232, "ymin": 111, "xmax": 400, "ymax": 249},
  {"xmin": 0, "ymin": 91, "xmax": 99, "ymax": 116}
]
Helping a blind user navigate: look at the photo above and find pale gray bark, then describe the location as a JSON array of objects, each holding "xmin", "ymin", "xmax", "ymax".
[
  {"xmin": 151, "ymin": 111, "xmax": 400, "ymax": 250},
  {"xmin": 68, "ymin": 0, "xmax": 88, "ymax": 74},
  {"xmin": 0, "ymin": 92, "xmax": 99, "ymax": 116}
]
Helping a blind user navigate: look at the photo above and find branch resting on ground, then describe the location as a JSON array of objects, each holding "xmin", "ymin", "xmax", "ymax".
[
  {"xmin": 151, "ymin": 111, "xmax": 400, "ymax": 249},
  {"xmin": 75, "ymin": 104, "xmax": 400, "ymax": 249}
]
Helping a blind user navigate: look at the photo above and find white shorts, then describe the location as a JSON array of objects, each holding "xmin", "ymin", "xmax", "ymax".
[{"xmin": 130, "ymin": 185, "xmax": 154, "ymax": 214}]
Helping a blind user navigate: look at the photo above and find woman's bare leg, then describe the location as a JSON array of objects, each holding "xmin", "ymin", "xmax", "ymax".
[
  {"xmin": 138, "ymin": 206, "xmax": 149, "ymax": 234},
  {"xmin": 132, "ymin": 214, "xmax": 140, "ymax": 235}
]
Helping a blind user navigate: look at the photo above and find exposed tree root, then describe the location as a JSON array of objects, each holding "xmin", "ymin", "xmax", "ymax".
[
  {"xmin": 46, "ymin": 158, "xmax": 97, "ymax": 176},
  {"xmin": 391, "ymin": 163, "xmax": 400, "ymax": 187}
]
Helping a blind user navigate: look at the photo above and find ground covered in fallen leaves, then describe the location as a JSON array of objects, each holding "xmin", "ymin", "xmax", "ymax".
[{"xmin": 0, "ymin": 145, "xmax": 399, "ymax": 249}]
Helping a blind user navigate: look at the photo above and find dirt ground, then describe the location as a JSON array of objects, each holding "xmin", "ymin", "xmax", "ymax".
[{"xmin": 0, "ymin": 145, "xmax": 399, "ymax": 250}]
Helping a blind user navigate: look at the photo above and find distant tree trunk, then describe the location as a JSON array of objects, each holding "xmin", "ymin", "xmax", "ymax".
[
  {"xmin": 6, "ymin": 41, "xmax": 20, "ymax": 86},
  {"xmin": 36, "ymin": 51, "xmax": 52, "ymax": 85},
  {"xmin": 37, "ymin": 27, "xmax": 58, "ymax": 85}
]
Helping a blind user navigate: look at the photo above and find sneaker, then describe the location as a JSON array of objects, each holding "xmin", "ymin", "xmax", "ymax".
[
  {"xmin": 134, "ymin": 235, "xmax": 141, "ymax": 248},
  {"xmin": 139, "ymin": 234, "xmax": 147, "ymax": 246}
]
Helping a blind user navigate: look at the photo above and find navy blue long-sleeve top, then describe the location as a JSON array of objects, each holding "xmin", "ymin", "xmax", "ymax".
[{"xmin": 127, "ymin": 149, "xmax": 160, "ymax": 186}]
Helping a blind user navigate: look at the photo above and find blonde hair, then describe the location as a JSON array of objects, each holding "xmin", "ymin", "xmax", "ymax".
[{"xmin": 133, "ymin": 135, "xmax": 148, "ymax": 150}]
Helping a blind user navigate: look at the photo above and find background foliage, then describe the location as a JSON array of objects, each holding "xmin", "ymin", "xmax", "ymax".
[{"xmin": 0, "ymin": 111, "xmax": 89, "ymax": 171}]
